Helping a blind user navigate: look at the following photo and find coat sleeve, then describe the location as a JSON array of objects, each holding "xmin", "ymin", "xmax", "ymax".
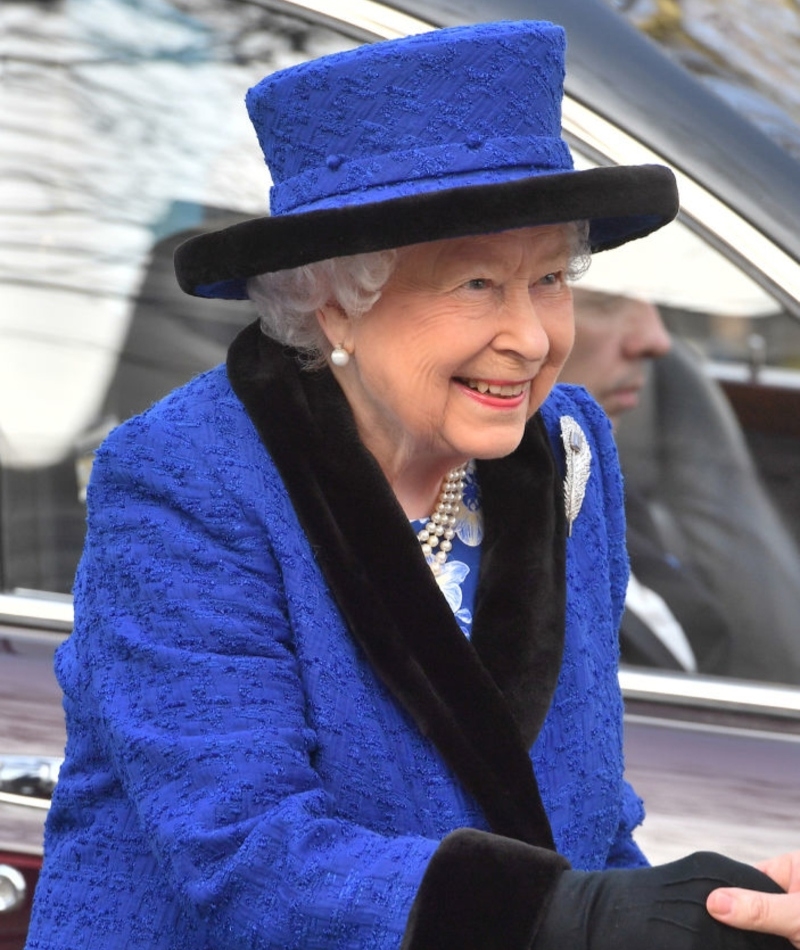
[
  {"xmin": 605, "ymin": 781, "xmax": 649, "ymax": 869},
  {"xmin": 401, "ymin": 829, "xmax": 569, "ymax": 949},
  {"xmin": 543, "ymin": 386, "xmax": 649, "ymax": 871},
  {"xmin": 65, "ymin": 402, "xmax": 568, "ymax": 949},
  {"xmin": 578, "ymin": 389, "xmax": 650, "ymax": 870}
]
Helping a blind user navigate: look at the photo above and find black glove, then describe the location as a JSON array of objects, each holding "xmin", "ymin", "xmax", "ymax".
[{"xmin": 534, "ymin": 851, "xmax": 791, "ymax": 950}]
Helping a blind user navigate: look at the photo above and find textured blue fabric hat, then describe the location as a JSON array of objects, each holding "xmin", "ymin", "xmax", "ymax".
[{"xmin": 175, "ymin": 20, "xmax": 679, "ymax": 300}]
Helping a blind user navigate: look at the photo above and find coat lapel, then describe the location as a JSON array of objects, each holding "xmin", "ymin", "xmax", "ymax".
[{"xmin": 227, "ymin": 322, "xmax": 567, "ymax": 849}]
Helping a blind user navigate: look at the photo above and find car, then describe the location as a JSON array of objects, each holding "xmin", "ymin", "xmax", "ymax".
[{"xmin": 3, "ymin": 0, "xmax": 800, "ymax": 945}]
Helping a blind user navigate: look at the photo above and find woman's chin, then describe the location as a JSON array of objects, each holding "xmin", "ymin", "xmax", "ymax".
[{"xmin": 449, "ymin": 427, "xmax": 527, "ymax": 462}]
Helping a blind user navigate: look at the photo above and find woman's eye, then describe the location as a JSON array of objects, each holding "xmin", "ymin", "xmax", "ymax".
[
  {"xmin": 532, "ymin": 271, "xmax": 568, "ymax": 293},
  {"xmin": 465, "ymin": 277, "xmax": 490, "ymax": 290}
]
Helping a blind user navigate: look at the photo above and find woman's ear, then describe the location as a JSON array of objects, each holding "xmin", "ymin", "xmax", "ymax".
[{"xmin": 316, "ymin": 301, "xmax": 352, "ymax": 351}]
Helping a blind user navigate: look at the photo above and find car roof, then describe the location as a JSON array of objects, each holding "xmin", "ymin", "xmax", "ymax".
[{"xmin": 387, "ymin": 0, "xmax": 800, "ymax": 259}]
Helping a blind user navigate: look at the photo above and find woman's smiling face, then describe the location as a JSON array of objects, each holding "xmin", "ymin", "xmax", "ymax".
[{"xmin": 318, "ymin": 225, "xmax": 576, "ymax": 481}]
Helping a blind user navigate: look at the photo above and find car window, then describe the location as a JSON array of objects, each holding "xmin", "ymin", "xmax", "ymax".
[
  {"xmin": 3, "ymin": 0, "xmax": 800, "ymax": 688},
  {"xmin": 0, "ymin": 0, "xmax": 359, "ymax": 594},
  {"xmin": 571, "ymin": 148, "xmax": 800, "ymax": 366},
  {"xmin": 572, "ymin": 144, "xmax": 800, "ymax": 544},
  {"xmin": 571, "ymin": 145, "xmax": 800, "ymax": 685}
]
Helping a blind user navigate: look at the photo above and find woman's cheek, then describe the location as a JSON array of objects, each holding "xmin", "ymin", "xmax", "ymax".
[
  {"xmin": 528, "ymin": 364, "xmax": 562, "ymax": 415},
  {"xmin": 544, "ymin": 322, "xmax": 575, "ymax": 381}
]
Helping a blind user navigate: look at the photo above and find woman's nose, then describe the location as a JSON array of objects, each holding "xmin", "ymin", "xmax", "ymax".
[{"xmin": 494, "ymin": 292, "xmax": 551, "ymax": 361}]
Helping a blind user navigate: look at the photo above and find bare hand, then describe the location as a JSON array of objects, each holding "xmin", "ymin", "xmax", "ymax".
[{"xmin": 707, "ymin": 852, "xmax": 800, "ymax": 947}]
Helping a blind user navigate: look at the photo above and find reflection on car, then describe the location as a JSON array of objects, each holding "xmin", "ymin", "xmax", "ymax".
[{"xmin": 2, "ymin": 0, "xmax": 800, "ymax": 946}]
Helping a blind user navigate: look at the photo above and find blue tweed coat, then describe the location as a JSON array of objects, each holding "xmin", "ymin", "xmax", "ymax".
[{"xmin": 26, "ymin": 324, "xmax": 645, "ymax": 950}]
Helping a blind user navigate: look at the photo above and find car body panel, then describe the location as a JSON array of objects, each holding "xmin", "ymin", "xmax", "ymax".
[{"xmin": 626, "ymin": 711, "xmax": 800, "ymax": 864}]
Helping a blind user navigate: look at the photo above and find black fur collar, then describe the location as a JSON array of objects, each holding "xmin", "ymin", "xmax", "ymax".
[{"xmin": 227, "ymin": 321, "xmax": 567, "ymax": 849}]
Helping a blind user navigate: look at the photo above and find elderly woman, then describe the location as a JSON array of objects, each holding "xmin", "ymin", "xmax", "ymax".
[{"xmin": 25, "ymin": 19, "xmax": 789, "ymax": 950}]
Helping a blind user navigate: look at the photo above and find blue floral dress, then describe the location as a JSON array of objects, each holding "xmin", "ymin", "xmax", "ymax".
[{"xmin": 412, "ymin": 461, "xmax": 482, "ymax": 638}]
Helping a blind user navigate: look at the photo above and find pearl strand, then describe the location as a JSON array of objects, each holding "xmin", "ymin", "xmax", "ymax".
[{"xmin": 417, "ymin": 463, "xmax": 468, "ymax": 575}]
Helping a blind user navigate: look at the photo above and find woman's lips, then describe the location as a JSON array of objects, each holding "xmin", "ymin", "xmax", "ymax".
[{"xmin": 456, "ymin": 377, "xmax": 530, "ymax": 408}]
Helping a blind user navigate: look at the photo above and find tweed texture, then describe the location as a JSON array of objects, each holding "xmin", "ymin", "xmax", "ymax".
[
  {"xmin": 247, "ymin": 21, "xmax": 571, "ymax": 216},
  {"xmin": 26, "ymin": 362, "xmax": 644, "ymax": 949}
]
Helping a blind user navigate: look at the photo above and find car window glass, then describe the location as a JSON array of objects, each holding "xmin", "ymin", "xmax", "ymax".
[
  {"xmin": 572, "ymin": 144, "xmax": 800, "ymax": 687},
  {"xmin": 571, "ymin": 149, "xmax": 791, "ymax": 348},
  {"xmin": 1, "ymin": 0, "xmax": 357, "ymax": 594},
  {"xmin": 4, "ymin": 3, "xmax": 800, "ymax": 689}
]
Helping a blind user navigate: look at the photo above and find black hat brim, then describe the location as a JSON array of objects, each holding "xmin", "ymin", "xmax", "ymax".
[{"xmin": 174, "ymin": 164, "xmax": 678, "ymax": 300}]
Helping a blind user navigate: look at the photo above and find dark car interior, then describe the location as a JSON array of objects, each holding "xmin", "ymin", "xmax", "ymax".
[{"xmin": 616, "ymin": 337, "xmax": 800, "ymax": 684}]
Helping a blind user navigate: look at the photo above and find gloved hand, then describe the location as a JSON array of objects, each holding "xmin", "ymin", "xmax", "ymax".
[{"xmin": 534, "ymin": 851, "xmax": 792, "ymax": 950}]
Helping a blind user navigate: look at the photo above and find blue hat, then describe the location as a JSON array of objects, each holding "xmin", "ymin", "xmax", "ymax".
[{"xmin": 175, "ymin": 20, "xmax": 678, "ymax": 300}]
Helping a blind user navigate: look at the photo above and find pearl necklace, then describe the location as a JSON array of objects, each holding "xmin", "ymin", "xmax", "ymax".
[{"xmin": 417, "ymin": 463, "xmax": 468, "ymax": 575}]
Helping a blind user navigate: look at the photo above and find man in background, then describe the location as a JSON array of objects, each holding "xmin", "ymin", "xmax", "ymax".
[{"xmin": 560, "ymin": 287, "xmax": 732, "ymax": 674}]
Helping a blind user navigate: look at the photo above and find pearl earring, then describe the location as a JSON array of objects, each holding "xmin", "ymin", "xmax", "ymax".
[{"xmin": 331, "ymin": 345, "xmax": 350, "ymax": 367}]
